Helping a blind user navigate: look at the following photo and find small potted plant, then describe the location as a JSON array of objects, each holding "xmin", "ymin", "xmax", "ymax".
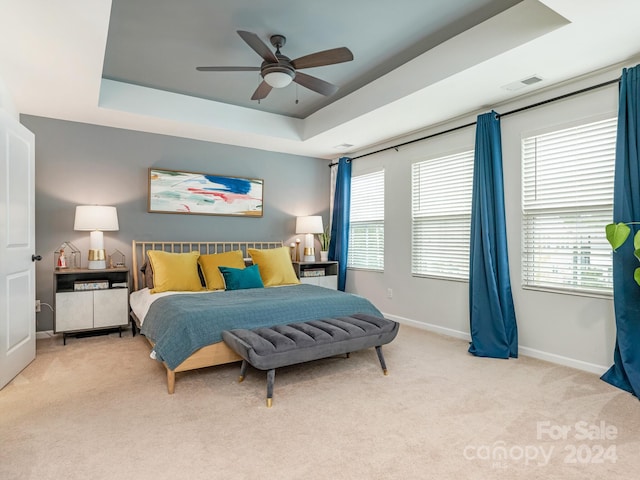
[
  {"xmin": 319, "ymin": 226, "xmax": 331, "ymax": 261},
  {"xmin": 606, "ymin": 222, "xmax": 640, "ymax": 286}
]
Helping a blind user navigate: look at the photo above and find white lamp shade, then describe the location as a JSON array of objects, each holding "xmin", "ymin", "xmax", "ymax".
[
  {"xmin": 74, "ymin": 206, "xmax": 119, "ymax": 231},
  {"xmin": 295, "ymin": 215, "xmax": 323, "ymax": 234}
]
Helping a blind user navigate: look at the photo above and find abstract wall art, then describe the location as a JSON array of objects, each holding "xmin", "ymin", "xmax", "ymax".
[{"xmin": 148, "ymin": 168, "xmax": 263, "ymax": 217}]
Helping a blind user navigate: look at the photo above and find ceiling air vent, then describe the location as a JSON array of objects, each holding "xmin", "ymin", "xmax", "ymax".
[
  {"xmin": 333, "ymin": 143, "xmax": 354, "ymax": 150},
  {"xmin": 521, "ymin": 75, "xmax": 543, "ymax": 85},
  {"xmin": 501, "ymin": 75, "xmax": 543, "ymax": 91}
]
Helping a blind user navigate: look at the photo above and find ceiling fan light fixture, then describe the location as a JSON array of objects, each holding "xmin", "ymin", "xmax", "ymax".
[{"xmin": 263, "ymin": 70, "xmax": 295, "ymax": 88}]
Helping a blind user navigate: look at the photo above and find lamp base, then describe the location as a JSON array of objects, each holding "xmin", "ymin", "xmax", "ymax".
[
  {"xmin": 87, "ymin": 260, "xmax": 107, "ymax": 270},
  {"xmin": 87, "ymin": 249, "xmax": 107, "ymax": 270},
  {"xmin": 303, "ymin": 246, "xmax": 315, "ymax": 262}
]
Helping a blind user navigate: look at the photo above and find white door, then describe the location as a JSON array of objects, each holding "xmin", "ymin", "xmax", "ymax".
[{"xmin": 0, "ymin": 109, "xmax": 36, "ymax": 390}]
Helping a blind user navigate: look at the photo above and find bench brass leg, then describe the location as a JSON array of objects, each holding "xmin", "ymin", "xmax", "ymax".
[
  {"xmin": 266, "ymin": 369, "xmax": 275, "ymax": 407},
  {"xmin": 375, "ymin": 346, "xmax": 388, "ymax": 375},
  {"xmin": 239, "ymin": 360, "xmax": 248, "ymax": 382}
]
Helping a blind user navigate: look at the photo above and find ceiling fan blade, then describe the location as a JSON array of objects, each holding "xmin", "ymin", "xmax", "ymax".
[
  {"xmin": 237, "ymin": 30, "xmax": 278, "ymax": 63},
  {"xmin": 251, "ymin": 81, "xmax": 273, "ymax": 101},
  {"xmin": 293, "ymin": 72, "xmax": 339, "ymax": 96},
  {"xmin": 196, "ymin": 66, "xmax": 260, "ymax": 72},
  {"xmin": 291, "ymin": 47, "xmax": 354, "ymax": 70}
]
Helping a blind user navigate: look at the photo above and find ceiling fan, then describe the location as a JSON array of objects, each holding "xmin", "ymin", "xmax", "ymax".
[{"xmin": 196, "ymin": 30, "xmax": 354, "ymax": 101}]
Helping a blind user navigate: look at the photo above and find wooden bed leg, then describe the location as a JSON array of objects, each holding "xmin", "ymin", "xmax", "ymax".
[{"xmin": 167, "ymin": 369, "xmax": 176, "ymax": 394}]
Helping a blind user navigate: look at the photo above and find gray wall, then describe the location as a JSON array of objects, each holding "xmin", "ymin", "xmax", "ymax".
[{"xmin": 22, "ymin": 115, "xmax": 329, "ymax": 332}]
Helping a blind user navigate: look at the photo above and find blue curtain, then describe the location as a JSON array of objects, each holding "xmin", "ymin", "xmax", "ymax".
[
  {"xmin": 468, "ymin": 111, "xmax": 518, "ymax": 359},
  {"xmin": 329, "ymin": 157, "xmax": 351, "ymax": 291},
  {"xmin": 601, "ymin": 65, "xmax": 640, "ymax": 396}
]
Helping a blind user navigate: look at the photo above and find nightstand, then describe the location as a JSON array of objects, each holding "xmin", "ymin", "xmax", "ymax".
[
  {"xmin": 54, "ymin": 268, "xmax": 129, "ymax": 344},
  {"xmin": 292, "ymin": 261, "xmax": 338, "ymax": 290}
]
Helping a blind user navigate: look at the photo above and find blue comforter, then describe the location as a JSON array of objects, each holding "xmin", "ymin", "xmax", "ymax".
[{"xmin": 140, "ymin": 284, "xmax": 382, "ymax": 370}]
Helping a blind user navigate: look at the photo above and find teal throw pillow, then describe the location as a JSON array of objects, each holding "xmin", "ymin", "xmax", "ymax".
[{"xmin": 218, "ymin": 264, "xmax": 264, "ymax": 290}]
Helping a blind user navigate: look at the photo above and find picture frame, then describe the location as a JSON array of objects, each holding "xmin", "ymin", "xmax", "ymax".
[{"xmin": 148, "ymin": 168, "xmax": 264, "ymax": 217}]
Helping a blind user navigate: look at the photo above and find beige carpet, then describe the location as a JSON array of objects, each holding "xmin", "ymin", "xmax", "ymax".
[{"xmin": 1, "ymin": 325, "xmax": 638, "ymax": 480}]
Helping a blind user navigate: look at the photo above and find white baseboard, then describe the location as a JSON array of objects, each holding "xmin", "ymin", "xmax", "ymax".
[
  {"xmin": 384, "ymin": 312, "xmax": 471, "ymax": 342},
  {"xmin": 382, "ymin": 312, "xmax": 609, "ymax": 376},
  {"xmin": 518, "ymin": 346, "xmax": 608, "ymax": 375},
  {"xmin": 36, "ymin": 330, "xmax": 56, "ymax": 340}
]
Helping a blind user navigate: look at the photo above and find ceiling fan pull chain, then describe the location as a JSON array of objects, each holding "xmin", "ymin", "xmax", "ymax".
[{"xmin": 257, "ymin": 73, "xmax": 262, "ymax": 104}]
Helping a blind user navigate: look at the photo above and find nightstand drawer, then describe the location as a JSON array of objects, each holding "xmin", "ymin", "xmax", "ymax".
[
  {"xmin": 55, "ymin": 291, "xmax": 93, "ymax": 332},
  {"xmin": 94, "ymin": 288, "xmax": 128, "ymax": 328}
]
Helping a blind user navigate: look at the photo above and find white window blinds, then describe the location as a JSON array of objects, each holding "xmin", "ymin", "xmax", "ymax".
[
  {"xmin": 412, "ymin": 150, "xmax": 474, "ymax": 279},
  {"xmin": 522, "ymin": 117, "xmax": 617, "ymax": 295},
  {"xmin": 348, "ymin": 170, "xmax": 384, "ymax": 270}
]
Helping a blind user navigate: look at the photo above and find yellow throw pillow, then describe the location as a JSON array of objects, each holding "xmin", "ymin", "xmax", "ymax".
[
  {"xmin": 147, "ymin": 250, "xmax": 203, "ymax": 293},
  {"xmin": 198, "ymin": 250, "xmax": 246, "ymax": 290},
  {"xmin": 248, "ymin": 247, "xmax": 300, "ymax": 287}
]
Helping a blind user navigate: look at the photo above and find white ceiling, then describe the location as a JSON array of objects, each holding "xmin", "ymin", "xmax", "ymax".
[{"xmin": 2, "ymin": 0, "xmax": 640, "ymax": 160}]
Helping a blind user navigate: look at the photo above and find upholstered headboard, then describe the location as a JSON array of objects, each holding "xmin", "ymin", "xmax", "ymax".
[{"xmin": 131, "ymin": 240, "xmax": 283, "ymax": 291}]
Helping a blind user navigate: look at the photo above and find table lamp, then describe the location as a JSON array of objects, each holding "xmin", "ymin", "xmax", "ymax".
[
  {"xmin": 74, "ymin": 205, "xmax": 119, "ymax": 269},
  {"xmin": 296, "ymin": 215, "xmax": 323, "ymax": 262}
]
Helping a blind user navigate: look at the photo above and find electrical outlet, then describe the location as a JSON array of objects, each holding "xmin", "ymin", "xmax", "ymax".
[
  {"xmin": 35, "ymin": 300, "xmax": 41, "ymax": 313},
  {"xmin": 387, "ymin": 288, "xmax": 393, "ymax": 299}
]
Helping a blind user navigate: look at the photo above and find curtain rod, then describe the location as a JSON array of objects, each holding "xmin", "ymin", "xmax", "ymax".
[{"xmin": 329, "ymin": 76, "xmax": 620, "ymax": 166}]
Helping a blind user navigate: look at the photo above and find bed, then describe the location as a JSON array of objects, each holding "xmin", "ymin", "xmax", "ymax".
[{"xmin": 130, "ymin": 240, "xmax": 383, "ymax": 393}]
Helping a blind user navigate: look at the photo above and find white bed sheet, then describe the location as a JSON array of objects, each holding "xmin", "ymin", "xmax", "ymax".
[{"xmin": 129, "ymin": 288, "xmax": 216, "ymax": 326}]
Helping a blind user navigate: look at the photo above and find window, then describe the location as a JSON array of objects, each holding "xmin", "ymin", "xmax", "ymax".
[
  {"xmin": 522, "ymin": 117, "xmax": 617, "ymax": 295},
  {"xmin": 348, "ymin": 170, "xmax": 384, "ymax": 270},
  {"xmin": 412, "ymin": 150, "xmax": 474, "ymax": 280}
]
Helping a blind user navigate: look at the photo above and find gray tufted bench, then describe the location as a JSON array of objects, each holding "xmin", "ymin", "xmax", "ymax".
[{"xmin": 222, "ymin": 313, "xmax": 399, "ymax": 407}]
